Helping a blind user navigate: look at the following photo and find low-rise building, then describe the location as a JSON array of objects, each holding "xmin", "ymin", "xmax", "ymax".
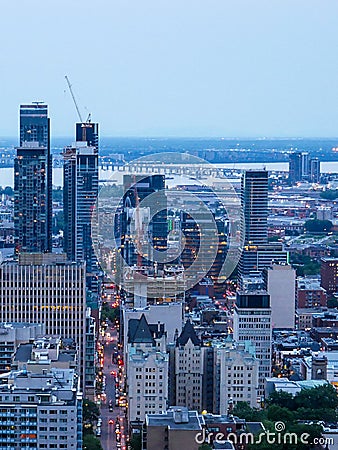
[
  {"xmin": 144, "ymin": 407, "xmax": 204, "ymax": 450},
  {"xmin": 297, "ymin": 277, "xmax": 327, "ymax": 308},
  {"xmin": 0, "ymin": 368, "xmax": 82, "ymax": 449}
]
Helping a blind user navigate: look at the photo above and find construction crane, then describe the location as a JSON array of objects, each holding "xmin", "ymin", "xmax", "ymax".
[{"xmin": 65, "ymin": 75, "xmax": 84, "ymax": 123}]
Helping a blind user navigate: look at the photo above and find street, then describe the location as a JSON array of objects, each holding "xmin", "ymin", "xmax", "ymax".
[{"xmin": 100, "ymin": 327, "xmax": 127, "ymax": 450}]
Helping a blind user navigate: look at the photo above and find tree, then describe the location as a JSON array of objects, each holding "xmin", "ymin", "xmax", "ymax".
[
  {"xmin": 3, "ymin": 186, "xmax": 14, "ymax": 197},
  {"xmin": 83, "ymin": 399, "xmax": 100, "ymax": 423},
  {"xmin": 101, "ymin": 303, "xmax": 120, "ymax": 324},
  {"xmin": 304, "ymin": 219, "xmax": 333, "ymax": 233},
  {"xmin": 83, "ymin": 434, "xmax": 103, "ymax": 450},
  {"xmin": 232, "ymin": 402, "xmax": 265, "ymax": 422},
  {"xmin": 198, "ymin": 445, "xmax": 212, "ymax": 450},
  {"xmin": 130, "ymin": 433, "xmax": 142, "ymax": 450},
  {"xmin": 266, "ymin": 405, "xmax": 295, "ymax": 423},
  {"xmin": 266, "ymin": 391, "xmax": 295, "ymax": 410},
  {"xmin": 327, "ymin": 297, "xmax": 338, "ymax": 308},
  {"xmin": 294, "ymin": 384, "xmax": 338, "ymax": 411},
  {"xmin": 320, "ymin": 189, "xmax": 338, "ymax": 200}
]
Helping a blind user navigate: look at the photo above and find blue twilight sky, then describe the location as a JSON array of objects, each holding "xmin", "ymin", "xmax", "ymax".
[{"xmin": 1, "ymin": 0, "xmax": 338, "ymax": 138}]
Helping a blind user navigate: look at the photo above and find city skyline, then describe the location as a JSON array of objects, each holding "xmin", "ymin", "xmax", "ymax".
[{"xmin": 1, "ymin": 1, "xmax": 338, "ymax": 138}]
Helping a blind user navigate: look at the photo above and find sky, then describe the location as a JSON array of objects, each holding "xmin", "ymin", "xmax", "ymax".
[{"xmin": 1, "ymin": 0, "xmax": 338, "ymax": 138}]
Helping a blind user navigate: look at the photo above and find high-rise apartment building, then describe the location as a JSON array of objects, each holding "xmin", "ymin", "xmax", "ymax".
[
  {"xmin": 233, "ymin": 291, "xmax": 272, "ymax": 398},
  {"xmin": 0, "ymin": 253, "xmax": 88, "ymax": 393},
  {"xmin": 76, "ymin": 122, "xmax": 99, "ymax": 148},
  {"xmin": 15, "ymin": 104, "xmax": 52, "ymax": 253},
  {"xmin": 289, "ymin": 152, "xmax": 320, "ymax": 184},
  {"xmin": 63, "ymin": 142, "xmax": 99, "ymax": 290},
  {"xmin": 309, "ymin": 157, "xmax": 320, "ymax": 183},
  {"xmin": 241, "ymin": 170, "xmax": 268, "ymax": 245}
]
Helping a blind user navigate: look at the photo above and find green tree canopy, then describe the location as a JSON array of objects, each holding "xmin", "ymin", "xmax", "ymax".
[
  {"xmin": 83, "ymin": 434, "xmax": 103, "ymax": 450},
  {"xmin": 83, "ymin": 399, "xmax": 100, "ymax": 423},
  {"xmin": 304, "ymin": 219, "xmax": 333, "ymax": 233}
]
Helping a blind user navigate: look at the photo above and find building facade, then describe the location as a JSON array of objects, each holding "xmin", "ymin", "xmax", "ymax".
[
  {"xmin": 213, "ymin": 338, "xmax": 259, "ymax": 413},
  {"xmin": 126, "ymin": 315, "xmax": 169, "ymax": 424},
  {"xmin": 321, "ymin": 258, "xmax": 338, "ymax": 294},
  {"xmin": 63, "ymin": 142, "xmax": 99, "ymax": 291},
  {"xmin": 0, "ymin": 253, "xmax": 88, "ymax": 393},
  {"xmin": 0, "ymin": 368, "xmax": 82, "ymax": 449},
  {"xmin": 265, "ymin": 264, "xmax": 296, "ymax": 329},
  {"xmin": 233, "ymin": 291, "xmax": 272, "ymax": 398},
  {"xmin": 174, "ymin": 321, "xmax": 204, "ymax": 411},
  {"xmin": 241, "ymin": 170, "xmax": 268, "ymax": 245},
  {"xmin": 15, "ymin": 104, "xmax": 52, "ymax": 253}
]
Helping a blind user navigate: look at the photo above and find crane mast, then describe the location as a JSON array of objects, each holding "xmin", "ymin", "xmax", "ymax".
[{"xmin": 65, "ymin": 75, "xmax": 84, "ymax": 123}]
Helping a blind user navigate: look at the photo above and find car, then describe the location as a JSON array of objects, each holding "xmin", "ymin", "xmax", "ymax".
[
  {"xmin": 96, "ymin": 427, "xmax": 101, "ymax": 437},
  {"xmin": 109, "ymin": 418, "xmax": 114, "ymax": 424}
]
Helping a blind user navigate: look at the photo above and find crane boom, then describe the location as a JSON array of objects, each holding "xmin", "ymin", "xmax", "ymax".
[{"xmin": 65, "ymin": 75, "xmax": 83, "ymax": 123}]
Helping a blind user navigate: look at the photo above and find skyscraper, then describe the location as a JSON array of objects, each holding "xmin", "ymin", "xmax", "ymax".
[
  {"xmin": 19, "ymin": 103, "xmax": 50, "ymax": 148},
  {"xmin": 15, "ymin": 104, "xmax": 52, "ymax": 252},
  {"xmin": 288, "ymin": 152, "xmax": 303, "ymax": 183},
  {"xmin": 289, "ymin": 152, "xmax": 320, "ymax": 184},
  {"xmin": 120, "ymin": 175, "xmax": 168, "ymax": 267},
  {"xmin": 309, "ymin": 157, "xmax": 320, "ymax": 183},
  {"xmin": 241, "ymin": 170, "xmax": 268, "ymax": 245},
  {"xmin": 76, "ymin": 122, "xmax": 99, "ymax": 148},
  {"xmin": 63, "ymin": 142, "xmax": 99, "ymax": 289}
]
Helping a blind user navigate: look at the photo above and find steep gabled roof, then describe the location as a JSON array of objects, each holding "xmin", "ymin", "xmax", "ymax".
[
  {"xmin": 128, "ymin": 314, "xmax": 155, "ymax": 344},
  {"xmin": 176, "ymin": 320, "xmax": 200, "ymax": 347}
]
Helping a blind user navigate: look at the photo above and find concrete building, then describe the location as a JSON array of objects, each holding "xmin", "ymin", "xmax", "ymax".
[
  {"xmin": 321, "ymin": 258, "xmax": 338, "ymax": 294},
  {"xmin": 317, "ymin": 206, "xmax": 333, "ymax": 221},
  {"xmin": 239, "ymin": 243, "xmax": 288, "ymax": 283},
  {"xmin": 122, "ymin": 302, "xmax": 184, "ymax": 351},
  {"xmin": 233, "ymin": 291, "xmax": 272, "ymax": 398},
  {"xmin": 0, "ymin": 322, "xmax": 45, "ymax": 373},
  {"xmin": 213, "ymin": 337, "xmax": 259, "ymax": 413},
  {"xmin": 126, "ymin": 315, "xmax": 169, "ymax": 424},
  {"xmin": 144, "ymin": 407, "xmax": 204, "ymax": 450},
  {"xmin": 123, "ymin": 265, "xmax": 186, "ymax": 308},
  {"xmin": 174, "ymin": 321, "xmax": 204, "ymax": 411},
  {"xmin": 0, "ymin": 253, "xmax": 88, "ymax": 393},
  {"xmin": 0, "ymin": 368, "xmax": 82, "ymax": 449},
  {"xmin": 13, "ymin": 336, "xmax": 77, "ymax": 373},
  {"xmin": 265, "ymin": 264, "xmax": 296, "ymax": 329},
  {"xmin": 85, "ymin": 310, "xmax": 96, "ymax": 398},
  {"xmin": 297, "ymin": 277, "xmax": 327, "ymax": 308}
]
